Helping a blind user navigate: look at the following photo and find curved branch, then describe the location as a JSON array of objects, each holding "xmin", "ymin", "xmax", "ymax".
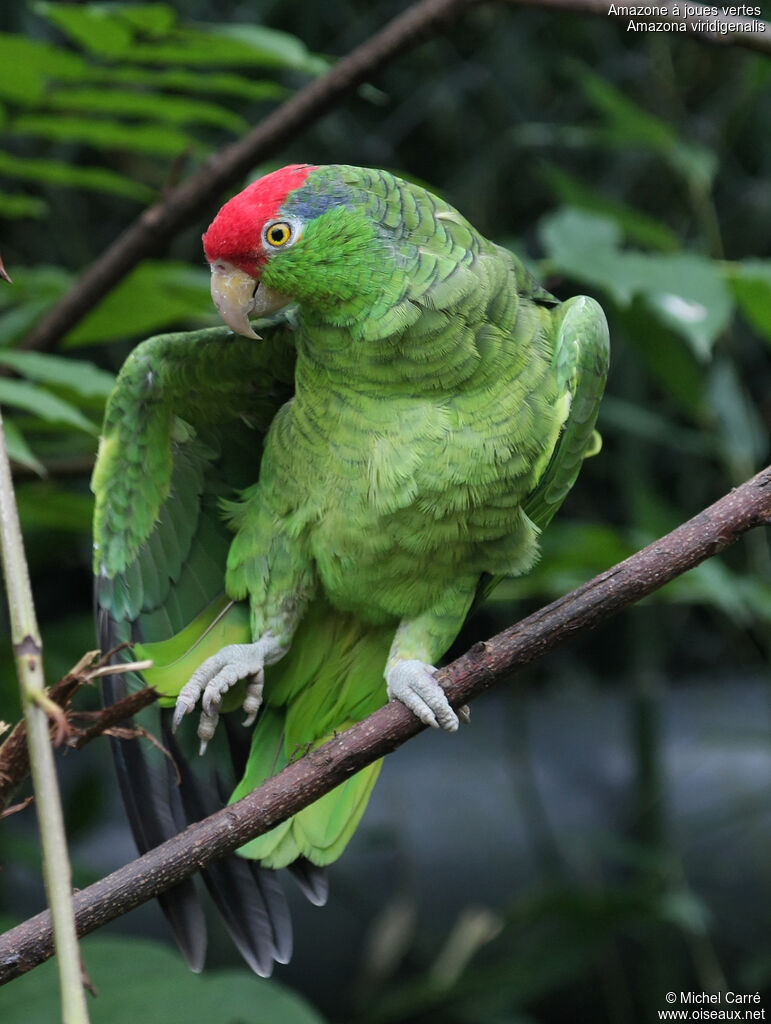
[
  {"xmin": 1, "ymin": 464, "xmax": 768, "ymax": 985},
  {"xmin": 20, "ymin": 0, "xmax": 770, "ymax": 355}
]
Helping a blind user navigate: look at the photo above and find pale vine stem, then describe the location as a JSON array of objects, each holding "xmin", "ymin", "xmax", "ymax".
[{"xmin": 0, "ymin": 407, "xmax": 89, "ymax": 1023}]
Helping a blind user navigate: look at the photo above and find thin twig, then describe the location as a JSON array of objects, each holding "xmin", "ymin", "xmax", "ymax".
[
  {"xmin": 0, "ymin": 665, "xmax": 158, "ymax": 812},
  {"xmin": 0, "ymin": 407, "xmax": 90, "ymax": 1021},
  {"xmin": 1, "ymin": 464, "xmax": 768, "ymax": 985},
  {"xmin": 19, "ymin": 0, "xmax": 770, "ymax": 357},
  {"xmin": 67, "ymin": 685, "xmax": 157, "ymax": 749},
  {"xmin": 0, "ymin": 795, "xmax": 33, "ymax": 819}
]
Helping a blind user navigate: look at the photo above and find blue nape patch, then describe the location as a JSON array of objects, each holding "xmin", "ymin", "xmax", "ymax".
[{"xmin": 282, "ymin": 177, "xmax": 353, "ymax": 221}]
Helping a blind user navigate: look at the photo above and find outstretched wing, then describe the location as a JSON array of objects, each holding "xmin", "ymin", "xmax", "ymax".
[{"xmin": 93, "ymin": 319, "xmax": 325, "ymax": 976}]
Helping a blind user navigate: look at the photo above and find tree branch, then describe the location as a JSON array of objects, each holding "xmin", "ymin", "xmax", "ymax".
[
  {"xmin": 19, "ymin": 0, "xmax": 769, "ymax": 356},
  {"xmin": 1, "ymin": 464, "xmax": 768, "ymax": 985}
]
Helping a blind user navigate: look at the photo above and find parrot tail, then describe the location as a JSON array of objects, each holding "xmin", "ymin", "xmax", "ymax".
[{"xmin": 230, "ymin": 598, "xmax": 392, "ymax": 868}]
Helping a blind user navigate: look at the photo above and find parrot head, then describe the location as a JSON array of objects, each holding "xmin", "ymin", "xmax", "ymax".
[{"xmin": 203, "ymin": 164, "xmax": 388, "ymax": 338}]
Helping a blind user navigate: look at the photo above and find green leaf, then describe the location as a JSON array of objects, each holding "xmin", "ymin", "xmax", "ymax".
[
  {"xmin": 706, "ymin": 357, "xmax": 767, "ymax": 474},
  {"xmin": 540, "ymin": 163, "xmax": 679, "ymax": 251},
  {"xmin": 570, "ymin": 63, "xmax": 717, "ymax": 188},
  {"xmin": 0, "ymin": 301, "xmax": 58, "ymax": 346},
  {"xmin": 0, "ymin": 928, "xmax": 329, "ymax": 1023},
  {"xmin": 488, "ymin": 521, "xmax": 634, "ymax": 602},
  {"xmin": 35, "ymin": 1, "xmax": 136, "ymax": 57},
  {"xmin": 15, "ymin": 483, "xmax": 95, "ymax": 531},
  {"xmin": 0, "ymin": 267, "xmax": 73, "ymax": 346},
  {"xmin": 0, "ymin": 266, "xmax": 73, "ymax": 346},
  {"xmin": 0, "ymin": 350, "xmax": 115, "ymax": 398},
  {"xmin": 726, "ymin": 260, "xmax": 771, "ymax": 345},
  {"xmin": 573, "ymin": 64, "xmax": 676, "ymax": 151},
  {"xmin": 79, "ymin": 65, "xmax": 288, "ymax": 103},
  {"xmin": 37, "ymin": 2, "xmax": 179, "ymax": 54},
  {"xmin": 109, "ymin": 2, "xmax": 176, "ymax": 35},
  {"xmin": 0, "ymin": 150, "xmax": 154, "ymax": 201},
  {"xmin": 540, "ymin": 208, "xmax": 733, "ymax": 358},
  {"xmin": 635, "ymin": 255, "xmax": 732, "ymax": 360},
  {"xmin": 663, "ymin": 557, "xmax": 771, "ymax": 628},
  {"xmin": 0, "ymin": 32, "xmax": 85, "ymax": 103},
  {"xmin": 128, "ymin": 24, "xmax": 325, "ymax": 73},
  {"xmin": 12, "ymin": 113, "xmax": 200, "ymax": 158},
  {"xmin": 64, "ymin": 261, "xmax": 213, "ymax": 346},
  {"xmin": 37, "ymin": 2, "xmax": 326, "ymax": 73},
  {"xmin": 598, "ymin": 395, "xmax": 710, "ymax": 455},
  {"xmin": 616, "ymin": 303, "xmax": 706, "ymax": 419},
  {"xmin": 2, "ymin": 418, "xmax": 46, "ymax": 475},
  {"xmin": 0, "ymin": 379, "xmax": 98, "ymax": 434},
  {"xmin": 0, "ymin": 265, "xmax": 73, "ymax": 311},
  {"xmin": 490, "ymin": 518, "xmax": 771, "ymax": 628},
  {"xmin": 46, "ymin": 87, "xmax": 248, "ymax": 133},
  {"xmin": 0, "ymin": 190, "xmax": 48, "ymax": 219},
  {"xmin": 539, "ymin": 205, "xmax": 622, "ymax": 270},
  {"xmin": 199, "ymin": 23, "xmax": 329, "ymax": 73}
]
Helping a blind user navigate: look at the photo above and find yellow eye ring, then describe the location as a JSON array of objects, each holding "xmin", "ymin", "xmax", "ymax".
[{"xmin": 264, "ymin": 221, "xmax": 293, "ymax": 248}]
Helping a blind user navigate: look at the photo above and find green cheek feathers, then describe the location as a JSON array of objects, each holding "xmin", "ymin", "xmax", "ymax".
[{"xmin": 262, "ymin": 206, "xmax": 392, "ymax": 317}]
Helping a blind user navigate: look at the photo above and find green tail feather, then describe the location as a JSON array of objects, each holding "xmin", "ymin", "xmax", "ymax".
[{"xmin": 231, "ymin": 599, "xmax": 391, "ymax": 868}]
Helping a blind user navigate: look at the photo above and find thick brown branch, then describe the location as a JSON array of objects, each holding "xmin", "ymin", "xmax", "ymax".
[
  {"xmin": 1, "ymin": 465, "xmax": 768, "ymax": 985},
  {"xmin": 20, "ymin": 0, "xmax": 769, "ymax": 356}
]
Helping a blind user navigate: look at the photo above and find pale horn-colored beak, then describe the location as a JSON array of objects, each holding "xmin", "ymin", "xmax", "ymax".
[{"xmin": 209, "ymin": 262, "xmax": 290, "ymax": 339}]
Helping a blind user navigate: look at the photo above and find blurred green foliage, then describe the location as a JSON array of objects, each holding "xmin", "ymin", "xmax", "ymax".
[
  {"xmin": 0, "ymin": 921, "xmax": 328, "ymax": 1023},
  {"xmin": 0, "ymin": 1, "xmax": 769, "ymax": 1023}
]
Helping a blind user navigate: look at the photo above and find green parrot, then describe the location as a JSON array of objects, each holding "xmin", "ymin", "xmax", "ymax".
[{"xmin": 93, "ymin": 163, "xmax": 609, "ymax": 974}]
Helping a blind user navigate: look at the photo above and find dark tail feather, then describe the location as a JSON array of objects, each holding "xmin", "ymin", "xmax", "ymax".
[
  {"xmin": 223, "ymin": 698, "xmax": 330, "ymax": 910},
  {"xmin": 288, "ymin": 858, "xmax": 329, "ymax": 907},
  {"xmin": 166, "ymin": 720, "xmax": 293, "ymax": 976},
  {"xmin": 98, "ymin": 600, "xmax": 324, "ymax": 975},
  {"xmin": 101, "ymin": 661, "xmax": 207, "ymax": 971}
]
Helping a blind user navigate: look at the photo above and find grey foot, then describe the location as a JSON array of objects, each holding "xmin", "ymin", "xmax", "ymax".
[
  {"xmin": 386, "ymin": 659, "xmax": 459, "ymax": 732},
  {"xmin": 172, "ymin": 634, "xmax": 286, "ymax": 754}
]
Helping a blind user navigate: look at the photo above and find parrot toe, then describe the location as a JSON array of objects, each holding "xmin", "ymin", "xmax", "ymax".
[
  {"xmin": 386, "ymin": 659, "xmax": 459, "ymax": 732},
  {"xmin": 172, "ymin": 635, "xmax": 287, "ymax": 753}
]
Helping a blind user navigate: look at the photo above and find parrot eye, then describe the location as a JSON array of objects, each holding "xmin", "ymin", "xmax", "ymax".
[{"xmin": 264, "ymin": 221, "xmax": 293, "ymax": 248}]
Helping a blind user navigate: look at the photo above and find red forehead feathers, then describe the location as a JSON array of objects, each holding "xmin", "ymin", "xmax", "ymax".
[{"xmin": 202, "ymin": 164, "xmax": 315, "ymax": 264}]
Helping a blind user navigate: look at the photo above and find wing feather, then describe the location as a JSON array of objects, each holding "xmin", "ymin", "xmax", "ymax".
[{"xmin": 94, "ymin": 320, "xmax": 302, "ymax": 974}]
